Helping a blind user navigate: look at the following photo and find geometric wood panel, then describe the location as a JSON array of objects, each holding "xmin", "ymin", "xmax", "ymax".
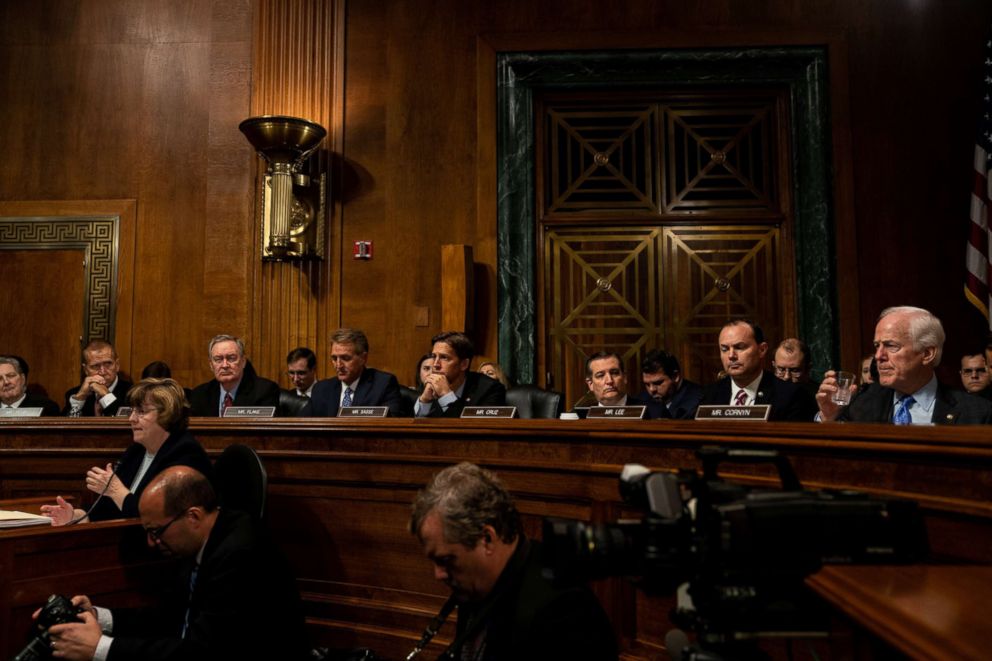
[
  {"xmin": 543, "ymin": 226, "xmax": 663, "ymax": 406},
  {"xmin": 662, "ymin": 226, "xmax": 783, "ymax": 385}
]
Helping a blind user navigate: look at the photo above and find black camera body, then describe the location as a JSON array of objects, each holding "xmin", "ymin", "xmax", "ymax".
[
  {"xmin": 542, "ymin": 447, "xmax": 929, "ymax": 659},
  {"xmin": 13, "ymin": 594, "xmax": 82, "ymax": 661}
]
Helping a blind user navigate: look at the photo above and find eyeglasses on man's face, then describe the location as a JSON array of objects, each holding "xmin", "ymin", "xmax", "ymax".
[
  {"xmin": 145, "ymin": 508, "xmax": 189, "ymax": 544},
  {"xmin": 961, "ymin": 367, "xmax": 988, "ymax": 376},
  {"xmin": 773, "ymin": 366, "xmax": 805, "ymax": 377}
]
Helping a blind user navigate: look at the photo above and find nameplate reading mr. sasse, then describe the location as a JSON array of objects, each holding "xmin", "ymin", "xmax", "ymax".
[{"xmin": 338, "ymin": 406, "xmax": 389, "ymax": 418}]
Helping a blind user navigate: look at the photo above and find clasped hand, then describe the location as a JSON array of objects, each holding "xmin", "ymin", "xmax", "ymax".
[
  {"xmin": 419, "ymin": 373, "xmax": 452, "ymax": 402},
  {"xmin": 86, "ymin": 464, "xmax": 122, "ymax": 498}
]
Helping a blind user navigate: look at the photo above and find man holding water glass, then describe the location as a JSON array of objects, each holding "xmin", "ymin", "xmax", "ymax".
[{"xmin": 816, "ymin": 306, "xmax": 992, "ymax": 424}]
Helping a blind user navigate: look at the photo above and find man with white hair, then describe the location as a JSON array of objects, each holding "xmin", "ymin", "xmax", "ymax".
[{"xmin": 817, "ymin": 306, "xmax": 992, "ymax": 424}]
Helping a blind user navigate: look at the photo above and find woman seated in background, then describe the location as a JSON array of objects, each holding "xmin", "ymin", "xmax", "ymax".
[
  {"xmin": 479, "ymin": 361, "xmax": 511, "ymax": 388},
  {"xmin": 42, "ymin": 378, "xmax": 212, "ymax": 525},
  {"xmin": 415, "ymin": 353, "xmax": 433, "ymax": 391}
]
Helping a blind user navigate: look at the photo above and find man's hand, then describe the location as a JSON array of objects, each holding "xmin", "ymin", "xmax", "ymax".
[
  {"xmin": 422, "ymin": 373, "xmax": 453, "ymax": 399},
  {"xmin": 48, "ymin": 609, "xmax": 101, "ymax": 660},
  {"xmin": 815, "ymin": 370, "xmax": 856, "ymax": 422},
  {"xmin": 75, "ymin": 375, "xmax": 108, "ymax": 401},
  {"xmin": 41, "ymin": 496, "xmax": 80, "ymax": 527}
]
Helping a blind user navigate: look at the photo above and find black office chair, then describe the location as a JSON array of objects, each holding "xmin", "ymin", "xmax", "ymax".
[
  {"xmin": 399, "ymin": 385, "xmax": 420, "ymax": 416},
  {"xmin": 505, "ymin": 384, "xmax": 564, "ymax": 419},
  {"xmin": 279, "ymin": 388, "xmax": 309, "ymax": 417},
  {"xmin": 213, "ymin": 444, "xmax": 267, "ymax": 520}
]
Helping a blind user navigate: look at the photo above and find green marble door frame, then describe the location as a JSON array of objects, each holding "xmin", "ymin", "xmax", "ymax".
[{"xmin": 496, "ymin": 48, "xmax": 836, "ymax": 384}]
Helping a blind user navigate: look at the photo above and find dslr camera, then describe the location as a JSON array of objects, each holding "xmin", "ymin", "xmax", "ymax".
[
  {"xmin": 542, "ymin": 447, "xmax": 929, "ymax": 660},
  {"xmin": 13, "ymin": 595, "xmax": 82, "ymax": 661}
]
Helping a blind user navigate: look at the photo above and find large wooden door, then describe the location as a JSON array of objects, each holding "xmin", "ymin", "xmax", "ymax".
[
  {"xmin": 536, "ymin": 90, "xmax": 796, "ymax": 406},
  {"xmin": 0, "ymin": 249, "xmax": 86, "ymax": 399}
]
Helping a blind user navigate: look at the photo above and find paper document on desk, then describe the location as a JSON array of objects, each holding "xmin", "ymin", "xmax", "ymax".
[{"xmin": 0, "ymin": 510, "xmax": 52, "ymax": 528}]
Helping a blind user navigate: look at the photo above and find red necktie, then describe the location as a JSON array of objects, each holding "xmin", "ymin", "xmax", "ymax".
[
  {"xmin": 94, "ymin": 399, "xmax": 103, "ymax": 416},
  {"xmin": 222, "ymin": 393, "xmax": 233, "ymax": 415},
  {"xmin": 733, "ymin": 389, "xmax": 748, "ymax": 406}
]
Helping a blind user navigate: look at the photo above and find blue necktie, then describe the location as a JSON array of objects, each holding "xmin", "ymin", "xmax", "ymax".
[
  {"xmin": 893, "ymin": 395, "xmax": 915, "ymax": 425},
  {"xmin": 181, "ymin": 563, "xmax": 199, "ymax": 638},
  {"xmin": 342, "ymin": 387, "xmax": 353, "ymax": 407}
]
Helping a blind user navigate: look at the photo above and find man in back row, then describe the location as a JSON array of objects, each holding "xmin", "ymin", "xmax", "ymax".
[
  {"xmin": 188, "ymin": 335, "xmax": 280, "ymax": 416},
  {"xmin": 633, "ymin": 349, "xmax": 702, "ymax": 419},
  {"xmin": 64, "ymin": 340, "xmax": 132, "ymax": 417},
  {"xmin": 302, "ymin": 328, "xmax": 405, "ymax": 416},
  {"xmin": 415, "ymin": 331, "xmax": 506, "ymax": 417},
  {"xmin": 817, "ymin": 306, "xmax": 992, "ymax": 424}
]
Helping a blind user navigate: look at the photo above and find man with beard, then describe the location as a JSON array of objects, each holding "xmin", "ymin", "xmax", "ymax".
[{"xmin": 632, "ymin": 349, "xmax": 702, "ymax": 419}]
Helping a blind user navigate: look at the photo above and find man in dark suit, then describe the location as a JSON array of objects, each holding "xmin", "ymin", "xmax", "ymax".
[
  {"xmin": 632, "ymin": 349, "xmax": 701, "ymax": 419},
  {"xmin": 415, "ymin": 331, "xmax": 506, "ymax": 417},
  {"xmin": 585, "ymin": 351, "xmax": 669, "ymax": 419},
  {"xmin": 63, "ymin": 340, "xmax": 132, "ymax": 417},
  {"xmin": 0, "ymin": 355, "xmax": 59, "ymax": 415},
  {"xmin": 818, "ymin": 306, "xmax": 992, "ymax": 424},
  {"xmin": 45, "ymin": 466, "xmax": 309, "ymax": 661},
  {"xmin": 188, "ymin": 335, "xmax": 280, "ymax": 416},
  {"xmin": 410, "ymin": 462, "xmax": 617, "ymax": 660},
  {"xmin": 301, "ymin": 328, "xmax": 405, "ymax": 417},
  {"xmin": 698, "ymin": 319, "xmax": 815, "ymax": 421}
]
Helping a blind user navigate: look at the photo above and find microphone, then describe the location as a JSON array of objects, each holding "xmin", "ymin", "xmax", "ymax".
[
  {"xmin": 405, "ymin": 596, "xmax": 456, "ymax": 660},
  {"xmin": 67, "ymin": 460, "xmax": 122, "ymax": 526}
]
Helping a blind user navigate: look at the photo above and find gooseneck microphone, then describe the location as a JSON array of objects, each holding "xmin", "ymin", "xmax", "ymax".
[
  {"xmin": 67, "ymin": 460, "xmax": 122, "ymax": 526},
  {"xmin": 405, "ymin": 596, "xmax": 456, "ymax": 660}
]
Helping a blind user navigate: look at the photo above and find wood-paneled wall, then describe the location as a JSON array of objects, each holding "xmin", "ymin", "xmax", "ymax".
[{"xmin": 1, "ymin": 0, "xmax": 990, "ymax": 395}]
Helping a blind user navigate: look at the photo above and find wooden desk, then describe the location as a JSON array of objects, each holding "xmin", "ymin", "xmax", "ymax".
[
  {"xmin": 0, "ymin": 498, "xmax": 170, "ymax": 659},
  {"xmin": 808, "ymin": 565, "xmax": 992, "ymax": 661},
  {"xmin": 1, "ymin": 418, "xmax": 990, "ymax": 659}
]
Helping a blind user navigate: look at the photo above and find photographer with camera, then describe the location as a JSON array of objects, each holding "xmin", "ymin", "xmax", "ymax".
[
  {"xmin": 39, "ymin": 466, "xmax": 308, "ymax": 661},
  {"xmin": 409, "ymin": 462, "xmax": 617, "ymax": 661}
]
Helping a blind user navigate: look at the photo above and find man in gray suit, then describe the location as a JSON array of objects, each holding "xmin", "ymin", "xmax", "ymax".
[{"xmin": 817, "ymin": 306, "xmax": 992, "ymax": 424}]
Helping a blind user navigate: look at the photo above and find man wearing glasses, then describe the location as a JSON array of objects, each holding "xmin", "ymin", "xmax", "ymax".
[
  {"xmin": 817, "ymin": 306, "xmax": 992, "ymax": 424},
  {"xmin": 188, "ymin": 335, "xmax": 280, "ymax": 416},
  {"xmin": 959, "ymin": 353, "xmax": 992, "ymax": 400},
  {"xmin": 43, "ymin": 466, "xmax": 310, "ymax": 661}
]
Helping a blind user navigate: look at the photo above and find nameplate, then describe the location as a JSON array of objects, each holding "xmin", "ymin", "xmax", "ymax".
[
  {"xmin": 223, "ymin": 406, "xmax": 276, "ymax": 418},
  {"xmin": 338, "ymin": 406, "xmax": 388, "ymax": 418},
  {"xmin": 116, "ymin": 407, "xmax": 132, "ymax": 417},
  {"xmin": 0, "ymin": 407, "xmax": 43, "ymax": 417},
  {"xmin": 460, "ymin": 406, "xmax": 517, "ymax": 419},
  {"xmin": 586, "ymin": 406, "xmax": 646, "ymax": 420},
  {"xmin": 695, "ymin": 405, "xmax": 771, "ymax": 421}
]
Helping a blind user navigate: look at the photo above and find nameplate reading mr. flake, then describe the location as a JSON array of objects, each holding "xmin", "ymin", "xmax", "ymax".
[
  {"xmin": 585, "ymin": 406, "xmax": 646, "ymax": 420},
  {"xmin": 338, "ymin": 406, "xmax": 388, "ymax": 418},
  {"xmin": 223, "ymin": 406, "xmax": 277, "ymax": 418},
  {"xmin": 116, "ymin": 407, "xmax": 132, "ymax": 417},
  {"xmin": 460, "ymin": 406, "xmax": 517, "ymax": 419},
  {"xmin": 694, "ymin": 405, "xmax": 771, "ymax": 421},
  {"xmin": 0, "ymin": 407, "xmax": 43, "ymax": 417}
]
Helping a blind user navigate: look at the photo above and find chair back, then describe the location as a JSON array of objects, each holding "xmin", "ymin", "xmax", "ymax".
[
  {"xmin": 399, "ymin": 385, "xmax": 420, "ymax": 416},
  {"xmin": 279, "ymin": 388, "xmax": 309, "ymax": 417},
  {"xmin": 506, "ymin": 384, "xmax": 564, "ymax": 419},
  {"xmin": 214, "ymin": 444, "xmax": 268, "ymax": 520}
]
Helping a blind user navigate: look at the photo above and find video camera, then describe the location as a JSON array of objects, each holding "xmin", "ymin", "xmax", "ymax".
[
  {"xmin": 542, "ymin": 447, "xmax": 929, "ymax": 660},
  {"xmin": 12, "ymin": 595, "xmax": 82, "ymax": 661}
]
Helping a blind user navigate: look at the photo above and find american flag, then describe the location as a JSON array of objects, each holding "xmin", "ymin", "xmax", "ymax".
[{"xmin": 965, "ymin": 29, "xmax": 992, "ymax": 328}]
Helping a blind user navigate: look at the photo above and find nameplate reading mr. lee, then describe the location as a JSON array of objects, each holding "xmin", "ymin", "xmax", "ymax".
[
  {"xmin": 585, "ymin": 406, "xmax": 646, "ymax": 420},
  {"xmin": 223, "ymin": 406, "xmax": 277, "ymax": 418},
  {"xmin": 694, "ymin": 405, "xmax": 771, "ymax": 421},
  {"xmin": 338, "ymin": 406, "xmax": 389, "ymax": 418}
]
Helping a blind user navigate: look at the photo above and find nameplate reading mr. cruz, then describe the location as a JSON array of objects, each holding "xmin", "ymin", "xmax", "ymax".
[{"xmin": 460, "ymin": 406, "xmax": 517, "ymax": 419}]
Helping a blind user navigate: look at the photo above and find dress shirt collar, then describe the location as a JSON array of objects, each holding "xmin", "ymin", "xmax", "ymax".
[
  {"xmin": 891, "ymin": 375, "xmax": 938, "ymax": 423},
  {"xmin": 731, "ymin": 373, "xmax": 764, "ymax": 406}
]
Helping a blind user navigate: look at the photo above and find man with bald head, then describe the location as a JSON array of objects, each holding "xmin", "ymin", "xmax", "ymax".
[
  {"xmin": 44, "ymin": 466, "xmax": 309, "ymax": 661},
  {"xmin": 817, "ymin": 306, "xmax": 992, "ymax": 424}
]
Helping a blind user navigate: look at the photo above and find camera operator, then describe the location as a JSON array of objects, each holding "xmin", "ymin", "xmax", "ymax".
[
  {"xmin": 41, "ymin": 466, "xmax": 308, "ymax": 661},
  {"xmin": 410, "ymin": 462, "xmax": 617, "ymax": 661}
]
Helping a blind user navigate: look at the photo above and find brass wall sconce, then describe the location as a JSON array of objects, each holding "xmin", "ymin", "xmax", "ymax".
[{"xmin": 240, "ymin": 115, "xmax": 327, "ymax": 260}]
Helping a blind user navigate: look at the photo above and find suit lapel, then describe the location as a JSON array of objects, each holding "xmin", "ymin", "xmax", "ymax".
[
  {"xmin": 353, "ymin": 371, "xmax": 374, "ymax": 406},
  {"xmin": 328, "ymin": 380, "xmax": 342, "ymax": 416},
  {"xmin": 755, "ymin": 372, "xmax": 775, "ymax": 405},
  {"xmin": 932, "ymin": 385, "xmax": 959, "ymax": 424}
]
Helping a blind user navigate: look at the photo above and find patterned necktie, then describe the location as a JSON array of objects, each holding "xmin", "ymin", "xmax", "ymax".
[
  {"xmin": 733, "ymin": 389, "xmax": 748, "ymax": 406},
  {"xmin": 222, "ymin": 393, "xmax": 233, "ymax": 415},
  {"xmin": 94, "ymin": 399, "xmax": 103, "ymax": 416},
  {"xmin": 342, "ymin": 387, "xmax": 353, "ymax": 407},
  {"xmin": 893, "ymin": 395, "xmax": 915, "ymax": 425},
  {"xmin": 181, "ymin": 563, "xmax": 199, "ymax": 638}
]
